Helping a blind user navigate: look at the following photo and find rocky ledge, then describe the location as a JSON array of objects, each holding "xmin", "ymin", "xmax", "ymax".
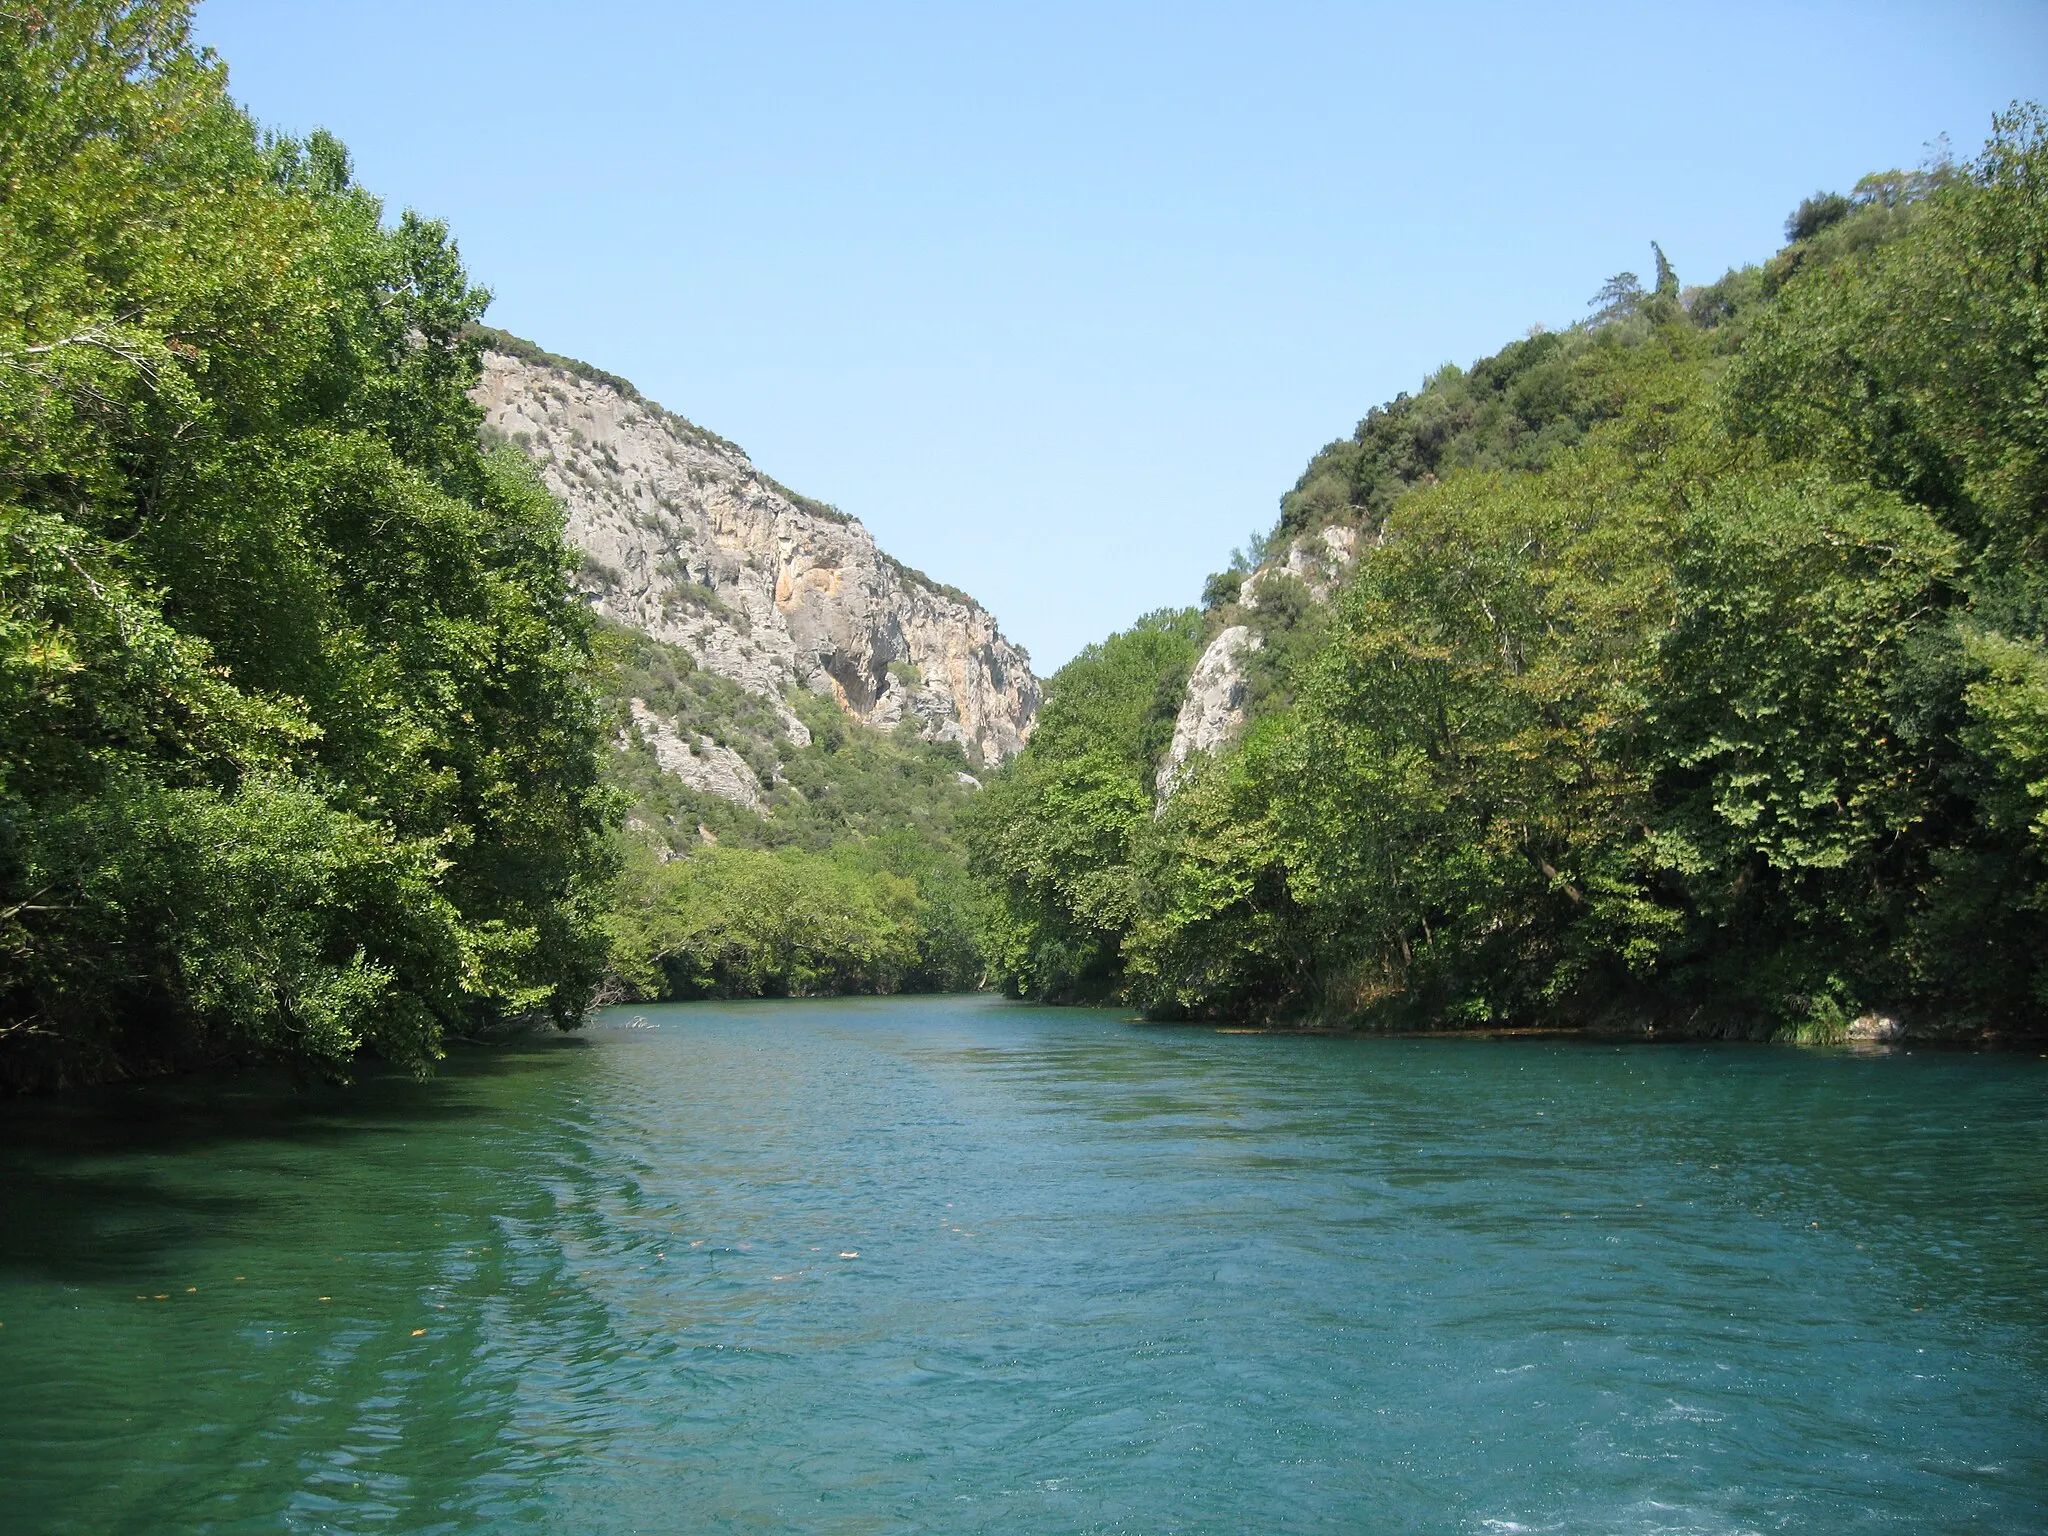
[
  {"xmin": 1156, "ymin": 525, "xmax": 1359, "ymax": 802},
  {"xmin": 475, "ymin": 345, "xmax": 1040, "ymax": 764}
]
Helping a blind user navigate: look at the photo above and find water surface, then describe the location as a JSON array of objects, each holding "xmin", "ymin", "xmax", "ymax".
[{"xmin": 2, "ymin": 996, "xmax": 2044, "ymax": 1533}]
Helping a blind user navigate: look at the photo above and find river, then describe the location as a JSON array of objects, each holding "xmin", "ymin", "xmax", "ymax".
[{"xmin": 1, "ymin": 995, "xmax": 2043, "ymax": 1533}]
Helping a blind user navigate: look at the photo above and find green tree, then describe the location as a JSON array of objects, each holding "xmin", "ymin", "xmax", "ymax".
[
  {"xmin": 0, "ymin": 2, "xmax": 614, "ymax": 1088},
  {"xmin": 966, "ymin": 610, "xmax": 1199, "ymax": 1000},
  {"xmin": 608, "ymin": 843, "xmax": 921, "ymax": 1000}
]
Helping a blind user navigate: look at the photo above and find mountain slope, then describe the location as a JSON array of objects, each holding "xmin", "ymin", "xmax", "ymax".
[
  {"xmin": 969, "ymin": 121, "xmax": 2048, "ymax": 1040},
  {"xmin": 466, "ymin": 333, "xmax": 1021, "ymax": 1001},
  {"xmin": 471, "ymin": 336, "xmax": 1038, "ymax": 767}
]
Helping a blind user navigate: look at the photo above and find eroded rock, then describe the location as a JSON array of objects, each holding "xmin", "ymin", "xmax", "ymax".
[
  {"xmin": 476, "ymin": 351, "xmax": 1040, "ymax": 764},
  {"xmin": 625, "ymin": 698, "xmax": 764, "ymax": 812},
  {"xmin": 1157, "ymin": 625, "xmax": 1262, "ymax": 803},
  {"xmin": 1157, "ymin": 527, "xmax": 1362, "ymax": 803}
]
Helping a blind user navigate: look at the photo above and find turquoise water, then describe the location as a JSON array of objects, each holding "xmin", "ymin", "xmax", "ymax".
[{"xmin": 1, "ymin": 995, "xmax": 2044, "ymax": 1533}]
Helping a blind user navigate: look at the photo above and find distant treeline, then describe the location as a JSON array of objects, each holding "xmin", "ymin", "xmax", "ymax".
[{"xmin": 967, "ymin": 111, "xmax": 2048, "ymax": 1041}]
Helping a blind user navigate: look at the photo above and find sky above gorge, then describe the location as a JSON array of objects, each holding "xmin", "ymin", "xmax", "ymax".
[{"xmin": 195, "ymin": 1, "xmax": 2048, "ymax": 670}]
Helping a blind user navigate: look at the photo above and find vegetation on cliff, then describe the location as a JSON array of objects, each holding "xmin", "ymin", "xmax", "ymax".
[
  {"xmin": 601, "ymin": 625, "xmax": 985, "ymax": 1001},
  {"xmin": 971, "ymin": 110, "xmax": 2048, "ymax": 1039},
  {"xmin": 8, "ymin": 1, "xmax": 2039, "ymax": 1083},
  {"xmin": 0, "ymin": 2, "xmax": 615, "ymax": 1088}
]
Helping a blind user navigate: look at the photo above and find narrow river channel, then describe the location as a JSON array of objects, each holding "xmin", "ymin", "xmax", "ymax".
[{"xmin": 2, "ymin": 995, "xmax": 2044, "ymax": 1533}]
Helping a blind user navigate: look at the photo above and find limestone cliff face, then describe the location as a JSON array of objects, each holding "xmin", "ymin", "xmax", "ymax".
[
  {"xmin": 623, "ymin": 699, "xmax": 763, "ymax": 811},
  {"xmin": 1156, "ymin": 525, "xmax": 1360, "ymax": 803},
  {"xmin": 1239, "ymin": 525, "xmax": 1357, "ymax": 610},
  {"xmin": 475, "ymin": 349, "xmax": 1039, "ymax": 764},
  {"xmin": 1156, "ymin": 625, "xmax": 1262, "ymax": 802}
]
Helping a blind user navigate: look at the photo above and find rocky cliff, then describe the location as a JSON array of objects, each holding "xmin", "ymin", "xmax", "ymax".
[
  {"xmin": 474, "ymin": 341, "xmax": 1039, "ymax": 765},
  {"xmin": 1156, "ymin": 524, "xmax": 1359, "ymax": 802},
  {"xmin": 1155, "ymin": 624, "xmax": 1261, "ymax": 802}
]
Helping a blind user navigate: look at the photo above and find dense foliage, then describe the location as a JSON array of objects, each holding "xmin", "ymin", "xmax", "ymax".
[
  {"xmin": 968, "ymin": 609, "xmax": 1201, "ymax": 1001},
  {"xmin": 602, "ymin": 625, "xmax": 984, "ymax": 1000},
  {"xmin": 0, "ymin": 2, "xmax": 615, "ymax": 1088},
  {"xmin": 14, "ymin": 1, "xmax": 2037, "ymax": 1067},
  {"xmin": 972, "ymin": 110, "xmax": 2048, "ymax": 1040}
]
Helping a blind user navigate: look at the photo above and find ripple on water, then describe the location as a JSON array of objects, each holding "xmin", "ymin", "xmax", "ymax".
[{"xmin": 1, "ymin": 995, "xmax": 2044, "ymax": 1534}]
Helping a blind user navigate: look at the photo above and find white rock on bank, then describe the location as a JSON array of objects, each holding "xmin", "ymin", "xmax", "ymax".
[{"xmin": 1156, "ymin": 624, "xmax": 1262, "ymax": 804}]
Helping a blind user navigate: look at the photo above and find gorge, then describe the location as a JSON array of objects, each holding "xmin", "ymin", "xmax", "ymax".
[{"xmin": 4, "ymin": 7, "xmax": 2047, "ymax": 1533}]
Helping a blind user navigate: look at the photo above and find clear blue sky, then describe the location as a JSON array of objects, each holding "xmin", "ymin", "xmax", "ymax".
[{"xmin": 195, "ymin": 1, "xmax": 2046, "ymax": 670}]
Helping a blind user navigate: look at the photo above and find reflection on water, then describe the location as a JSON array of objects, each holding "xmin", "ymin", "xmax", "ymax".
[{"xmin": 2, "ymin": 996, "xmax": 2044, "ymax": 1533}]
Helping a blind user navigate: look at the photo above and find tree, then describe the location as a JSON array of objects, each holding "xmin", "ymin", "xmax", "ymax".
[
  {"xmin": 0, "ymin": 2, "xmax": 615, "ymax": 1088},
  {"xmin": 965, "ymin": 610, "xmax": 1199, "ymax": 1000},
  {"xmin": 1588, "ymin": 271, "xmax": 1644, "ymax": 327},
  {"xmin": 1784, "ymin": 191, "xmax": 1853, "ymax": 243}
]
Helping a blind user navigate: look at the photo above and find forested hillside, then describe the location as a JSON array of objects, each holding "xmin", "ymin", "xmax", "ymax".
[
  {"xmin": 971, "ymin": 110, "xmax": 2048, "ymax": 1042},
  {"xmin": 8, "ymin": 1, "xmax": 2038, "ymax": 1089},
  {"xmin": 0, "ymin": 4, "xmax": 614, "ymax": 1089},
  {"xmin": 599, "ymin": 620, "xmax": 986, "ymax": 1002}
]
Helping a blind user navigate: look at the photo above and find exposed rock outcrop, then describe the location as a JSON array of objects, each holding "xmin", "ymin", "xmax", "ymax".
[
  {"xmin": 1156, "ymin": 625, "xmax": 1262, "ymax": 803},
  {"xmin": 624, "ymin": 698, "xmax": 764, "ymax": 811},
  {"xmin": 1241, "ymin": 524, "xmax": 1358, "ymax": 610},
  {"xmin": 1157, "ymin": 526, "xmax": 1361, "ymax": 803},
  {"xmin": 1846, "ymin": 1013, "xmax": 1906, "ymax": 1043},
  {"xmin": 475, "ymin": 348, "xmax": 1039, "ymax": 764}
]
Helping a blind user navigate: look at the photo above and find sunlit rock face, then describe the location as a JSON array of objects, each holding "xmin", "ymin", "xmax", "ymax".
[
  {"xmin": 1240, "ymin": 524, "xmax": 1358, "ymax": 609},
  {"xmin": 1156, "ymin": 624, "xmax": 1262, "ymax": 804},
  {"xmin": 474, "ymin": 350, "xmax": 1039, "ymax": 764},
  {"xmin": 1156, "ymin": 526, "xmax": 1361, "ymax": 804},
  {"xmin": 622, "ymin": 699, "xmax": 763, "ymax": 812}
]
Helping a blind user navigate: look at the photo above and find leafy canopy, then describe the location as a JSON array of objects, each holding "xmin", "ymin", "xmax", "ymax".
[
  {"xmin": 0, "ymin": 2, "xmax": 615, "ymax": 1088},
  {"xmin": 977, "ymin": 106, "xmax": 2048, "ymax": 1039}
]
